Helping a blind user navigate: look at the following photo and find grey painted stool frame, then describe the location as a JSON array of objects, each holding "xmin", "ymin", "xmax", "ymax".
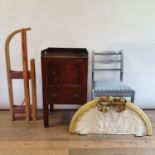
[{"xmin": 91, "ymin": 50, "xmax": 135, "ymax": 102}]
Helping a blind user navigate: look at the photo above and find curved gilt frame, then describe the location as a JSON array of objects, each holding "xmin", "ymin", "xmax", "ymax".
[{"xmin": 69, "ymin": 99, "xmax": 153, "ymax": 136}]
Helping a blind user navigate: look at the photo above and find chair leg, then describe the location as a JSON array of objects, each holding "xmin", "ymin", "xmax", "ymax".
[
  {"xmin": 131, "ymin": 93, "xmax": 135, "ymax": 103},
  {"xmin": 91, "ymin": 91, "xmax": 94, "ymax": 100}
]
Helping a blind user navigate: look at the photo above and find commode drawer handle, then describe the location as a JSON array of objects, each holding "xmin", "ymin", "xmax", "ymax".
[
  {"xmin": 74, "ymin": 94, "xmax": 80, "ymax": 98},
  {"xmin": 52, "ymin": 72, "xmax": 56, "ymax": 76},
  {"xmin": 51, "ymin": 93, "xmax": 57, "ymax": 98}
]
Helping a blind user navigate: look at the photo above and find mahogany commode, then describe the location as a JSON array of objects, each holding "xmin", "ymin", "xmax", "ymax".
[{"xmin": 41, "ymin": 48, "xmax": 88, "ymax": 127}]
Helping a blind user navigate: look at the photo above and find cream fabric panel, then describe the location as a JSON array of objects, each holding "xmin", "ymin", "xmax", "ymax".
[{"xmin": 76, "ymin": 107, "xmax": 146, "ymax": 135}]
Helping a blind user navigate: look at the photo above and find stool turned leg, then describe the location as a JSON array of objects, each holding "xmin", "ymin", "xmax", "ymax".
[
  {"xmin": 43, "ymin": 104, "xmax": 49, "ymax": 128},
  {"xmin": 50, "ymin": 105, "xmax": 53, "ymax": 112}
]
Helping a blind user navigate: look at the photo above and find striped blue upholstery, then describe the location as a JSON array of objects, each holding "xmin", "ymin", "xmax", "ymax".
[
  {"xmin": 94, "ymin": 80, "xmax": 134, "ymax": 93},
  {"xmin": 92, "ymin": 80, "xmax": 135, "ymax": 100}
]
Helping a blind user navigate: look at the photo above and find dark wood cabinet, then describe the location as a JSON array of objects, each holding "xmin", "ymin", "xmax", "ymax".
[{"xmin": 41, "ymin": 48, "xmax": 88, "ymax": 127}]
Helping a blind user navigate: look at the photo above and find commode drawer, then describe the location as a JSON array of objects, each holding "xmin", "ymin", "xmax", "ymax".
[{"xmin": 44, "ymin": 86, "xmax": 86, "ymax": 104}]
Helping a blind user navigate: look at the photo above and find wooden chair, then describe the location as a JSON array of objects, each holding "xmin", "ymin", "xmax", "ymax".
[{"xmin": 91, "ymin": 50, "xmax": 135, "ymax": 102}]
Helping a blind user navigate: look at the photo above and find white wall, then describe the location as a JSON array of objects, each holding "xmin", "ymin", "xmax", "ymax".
[{"xmin": 0, "ymin": 0, "xmax": 155, "ymax": 109}]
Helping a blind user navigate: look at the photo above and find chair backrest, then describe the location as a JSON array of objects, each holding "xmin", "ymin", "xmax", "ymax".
[{"xmin": 92, "ymin": 50, "xmax": 124, "ymax": 82}]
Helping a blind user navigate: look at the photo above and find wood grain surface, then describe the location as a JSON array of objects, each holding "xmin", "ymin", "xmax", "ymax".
[{"xmin": 0, "ymin": 110, "xmax": 154, "ymax": 155}]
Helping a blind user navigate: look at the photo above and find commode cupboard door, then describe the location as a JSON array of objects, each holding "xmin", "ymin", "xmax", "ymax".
[{"xmin": 42, "ymin": 58, "xmax": 87, "ymax": 87}]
